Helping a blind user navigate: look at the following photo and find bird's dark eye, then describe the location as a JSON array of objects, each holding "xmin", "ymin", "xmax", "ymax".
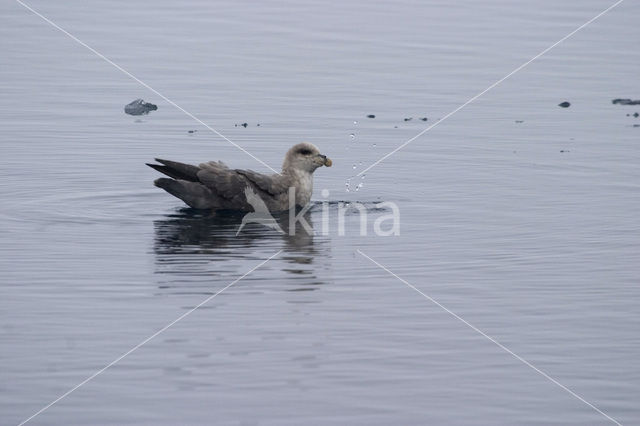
[{"xmin": 298, "ymin": 149, "xmax": 312, "ymax": 156}]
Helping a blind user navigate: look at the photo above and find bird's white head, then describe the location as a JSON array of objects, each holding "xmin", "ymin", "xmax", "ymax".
[{"xmin": 282, "ymin": 142, "xmax": 332, "ymax": 174}]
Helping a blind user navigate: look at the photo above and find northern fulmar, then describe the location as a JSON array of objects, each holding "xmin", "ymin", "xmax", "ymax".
[{"xmin": 147, "ymin": 142, "xmax": 332, "ymax": 212}]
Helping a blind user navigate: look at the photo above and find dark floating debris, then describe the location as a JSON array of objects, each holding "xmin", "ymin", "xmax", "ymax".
[
  {"xmin": 404, "ymin": 117, "xmax": 413, "ymax": 121},
  {"xmin": 420, "ymin": 117, "xmax": 428, "ymax": 121},
  {"xmin": 367, "ymin": 114, "xmax": 376, "ymax": 118},
  {"xmin": 612, "ymin": 98, "xmax": 640, "ymax": 105},
  {"xmin": 124, "ymin": 99, "xmax": 157, "ymax": 116},
  {"xmin": 188, "ymin": 130, "xmax": 197, "ymax": 134},
  {"xmin": 560, "ymin": 150, "xmax": 570, "ymax": 153},
  {"xmin": 558, "ymin": 101, "xmax": 571, "ymax": 108},
  {"xmin": 235, "ymin": 123, "xmax": 249, "ymax": 128},
  {"xmin": 634, "ymin": 112, "xmax": 639, "ymax": 118}
]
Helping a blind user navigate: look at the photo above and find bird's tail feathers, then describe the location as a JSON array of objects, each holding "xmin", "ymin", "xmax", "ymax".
[
  {"xmin": 154, "ymin": 178, "xmax": 215, "ymax": 209},
  {"xmin": 147, "ymin": 159, "xmax": 200, "ymax": 181}
]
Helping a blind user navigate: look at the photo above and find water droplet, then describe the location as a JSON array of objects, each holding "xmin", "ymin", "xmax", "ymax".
[
  {"xmin": 345, "ymin": 180, "xmax": 351, "ymax": 192},
  {"xmin": 361, "ymin": 174, "xmax": 366, "ymax": 180},
  {"xmin": 353, "ymin": 121, "xmax": 358, "ymax": 125},
  {"xmin": 350, "ymin": 133, "xmax": 355, "ymax": 140},
  {"xmin": 372, "ymin": 143, "xmax": 377, "ymax": 147},
  {"xmin": 359, "ymin": 161, "xmax": 362, "ymax": 165},
  {"xmin": 355, "ymin": 183, "xmax": 364, "ymax": 192},
  {"xmin": 352, "ymin": 164, "xmax": 357, "ymax": 169}
]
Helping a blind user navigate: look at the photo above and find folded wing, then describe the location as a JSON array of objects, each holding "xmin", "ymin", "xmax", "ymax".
[{"xmin": 148, "ymin": 159, "xmax": 291, "ymax": 211}]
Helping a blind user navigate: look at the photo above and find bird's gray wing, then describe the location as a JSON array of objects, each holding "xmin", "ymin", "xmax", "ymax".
[
  {"xmin": 235, "ymin": 169, "xmax": 290, "ymax": 196},
  {"xmin": 196, "ymin": 161, "xmax": 249, "ymax": 201}
]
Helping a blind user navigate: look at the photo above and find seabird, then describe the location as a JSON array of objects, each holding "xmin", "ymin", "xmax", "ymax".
[{"xmin": 147, "ymin": 142, "xmax": 332, "ymax": 212}]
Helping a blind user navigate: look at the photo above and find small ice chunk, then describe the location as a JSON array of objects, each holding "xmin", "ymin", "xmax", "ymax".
[{"xmin": 124, "ymin": 99, "xmax": 158, "ymax": 116}]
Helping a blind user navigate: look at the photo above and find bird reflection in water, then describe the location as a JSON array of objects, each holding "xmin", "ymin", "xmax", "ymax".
[{"xmin": 153, "ymin": 206, "xmax": 332, "ymax": 293}]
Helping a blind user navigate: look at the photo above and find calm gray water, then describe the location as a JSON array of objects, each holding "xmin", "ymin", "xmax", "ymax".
[{"xmin": 1, "ymin": 0, "xmax": 639, "ymax": 424}]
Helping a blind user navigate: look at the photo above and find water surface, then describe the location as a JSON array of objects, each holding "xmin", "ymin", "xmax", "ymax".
[{"xmin": 1, "ymin": 0, "xmax": 639, "ymax": 424}]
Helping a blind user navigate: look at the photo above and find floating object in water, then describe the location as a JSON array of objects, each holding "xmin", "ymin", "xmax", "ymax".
[
  {"xmin": 558, "ymin": 101, "xmax": 571, "ymax": 108},
  {"xmin": 404, "ymin": 117, "xmax": 412, "ymax": 121},
  {"xmin": 420, "ymin": 117, "xmax": 428, "ymax": 121},
  {"xmin": 515, "ymin": 120, "xmax": 524, "ymax": 123},
  {"xmin": 367, "ymin": 114, "xmax": 376, "ymax": 118},
  {"xmin": 634, "ymin": 112, "xmax": 639, "ymax": 118},
  {"xmin": 612, "ymin": 98, "xmax": 640, "ymax": 105},
  {"xmin": 187, "ymin": 130, "xmax": 197, "ymax": 134},
  {"xmin": 124, "ymin": 98, "xmax": 158, "ymax": 115}
]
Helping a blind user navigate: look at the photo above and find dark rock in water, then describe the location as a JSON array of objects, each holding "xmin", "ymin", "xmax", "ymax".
[
  {"xmin": 367, "ymin": 114, "xmax": 376, "ymax": 118},
  {"xmin": 612, "ymin": 98, "xmax": 640, "ymax": 105},
  {"xmin": 404, "ymin": 117, "xmax": 412, "ymax": 121},
  {"xmin": 124, "ymin": 99, "xmax": 158, "ymax": 116},
  {"xmin": 558, "ymin": 101, "xmax": 571, "ymax": 108},
  {"xmin": 420, "ymin": 117, "xmax": 428, "ymax": 121}
]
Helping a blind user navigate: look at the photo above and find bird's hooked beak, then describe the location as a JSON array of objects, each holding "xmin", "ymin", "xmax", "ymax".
[{"xmin": 319, "ymin": 154, "xmax": 332, "ymax": 167}]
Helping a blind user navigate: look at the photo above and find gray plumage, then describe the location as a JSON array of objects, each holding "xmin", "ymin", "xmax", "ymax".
[{"xmin": 147, "ymin": 142, "xmax": 332, "ymax": 212}]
